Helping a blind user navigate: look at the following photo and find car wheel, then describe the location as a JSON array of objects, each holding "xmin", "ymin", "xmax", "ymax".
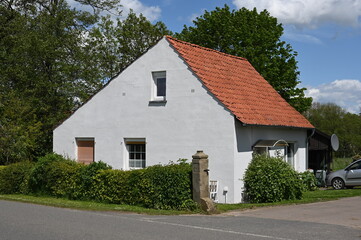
[{"xmin": 332, "ymin": 178, "xmax": 345, "ymax": 190}]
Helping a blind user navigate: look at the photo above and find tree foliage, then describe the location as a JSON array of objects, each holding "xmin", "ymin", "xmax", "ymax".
[
  {"xmin": 85, "ymin": 10, "xmax": 171, "ymax": 80},
  {"xmin": 0, "ymin": 0, "xmax": 170, "ymax": 164},
  {"xmin": 175, "ymin": 5, "xmax": 312, "ymax": 113},
  {"xmin": 304, "ymin": 102, "xmax": 361, "ymax": 157}
]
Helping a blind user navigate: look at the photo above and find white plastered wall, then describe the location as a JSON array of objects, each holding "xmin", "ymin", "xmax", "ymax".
[
  {"xmin": 233, "ymin": 120, "xmax": 308, "ymax": 203},
  {"xmin": 54, "ymin": 37, "xmax": 238, "ymax": 202}
]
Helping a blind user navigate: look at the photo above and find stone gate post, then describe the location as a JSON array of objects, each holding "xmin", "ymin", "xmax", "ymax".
[{"xmin": 192, "ymin": 150, "xmax": 216, "ymax": 213}]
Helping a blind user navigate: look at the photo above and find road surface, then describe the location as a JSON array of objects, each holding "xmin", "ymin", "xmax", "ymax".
[{"xmin": 0, "ymin": 200, "xmax": 360, "ymax": 240}]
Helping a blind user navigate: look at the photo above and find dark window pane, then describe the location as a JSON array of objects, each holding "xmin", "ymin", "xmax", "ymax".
[
  {"xmin": 130, "ymin": 145, "xmax": 135, "ymax": 152},
  {"xmin": 136, "ymin": 144, "xmax": 141, "ymax": 152},
  {"xmin": 157, "ymin": 78, "xmax": 166, "ymax": 97},
  {"xmin": 129, "ymin": 153, "xmax": 134, "ymax": 159}
]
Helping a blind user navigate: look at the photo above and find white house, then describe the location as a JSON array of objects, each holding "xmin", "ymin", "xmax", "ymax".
[{"xmin": 53, "ymin": 36, "xmax": 314, "ymax": 203}]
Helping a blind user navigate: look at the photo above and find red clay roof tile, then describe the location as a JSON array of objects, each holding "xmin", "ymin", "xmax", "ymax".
[{"xmin": 166, "ymin": 36, "xmax": 314, "ymax": 129}]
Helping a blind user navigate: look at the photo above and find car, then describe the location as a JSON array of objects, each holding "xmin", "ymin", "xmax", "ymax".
[{"xmin": 326, "ymin": 159, "xmax": 361, "ymax": 189}]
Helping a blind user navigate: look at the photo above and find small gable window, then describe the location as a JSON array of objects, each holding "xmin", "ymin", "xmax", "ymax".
[{"xmin": 152, "ymin": 71, "xmax": 166, "ymax": 101}]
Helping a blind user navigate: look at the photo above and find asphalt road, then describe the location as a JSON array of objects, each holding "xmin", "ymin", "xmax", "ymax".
[
  {"xmin": 222, "ymin": 196, "xmax": 361, "ymax": 229},
  {"xmin": 0, "ymin": 200, "xmax": 360, "ymax": 240}
]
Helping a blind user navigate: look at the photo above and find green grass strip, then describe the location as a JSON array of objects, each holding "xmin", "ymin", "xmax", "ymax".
[
  {"xmin": 1, "ymin": 188, "xmax": 361, "ymax": 215},
  {"xmin": 0, "ymin": 194, "xmax": 197, "ymax": 215},
  {"xmin": 216, "ymin": 188, "xmax": 361, "ymax": 212}
]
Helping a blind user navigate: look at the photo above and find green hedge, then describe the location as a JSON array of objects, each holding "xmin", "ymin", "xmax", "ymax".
[
  {"xmin": 90, "ymin": 162, "xmax": 195, "ymax": 210},
  {"xmin": 244, "ymin": 154, "xmax": 303, "ymax": 203},
  {"xmin": 0, "ymin": 161, "xmax": 34, "ymax": 194},
  {"xmin": 0, "ymin": 154, "xmax": 194, "ymax": 210}
]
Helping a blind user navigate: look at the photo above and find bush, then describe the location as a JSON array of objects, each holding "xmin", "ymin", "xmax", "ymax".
[
  {"xmin": 244, "ymin": 154, "xmax": 303, "ymax": 203},
  {"xmin": 352, "ymin": 154, "xmax": 361, "ymax": 161},
  {"xmin": 29, "ymin": 153, "xmax": 83, "ymax": 196},
  {"xmin": 9, "ymin": 153, "xmax": 195, "ymax": 210},
  {"xmin": 89, "ymin": 160, "xmax": 195, "ymax": 210},
  {"xmin": 140, "ymin": 161, "xmax": 194, "ymax": 209},
  {"xmin": 90, "ymin": 169, "xmax": 132, "ymax": 203},
  {"xmin": 43, "ymin": 160, "xmax": 84, "ymax": 197},
  {"xmin": 0, "ymin": 161, "xmax": 34, "ymax": 194},
  {"xmin": 299, "ymin": 171, "xmax": 318, "ymax": 191},
  {"xmin": 74, "ymin": 161, "xmax": 112, "ymax": 200}
]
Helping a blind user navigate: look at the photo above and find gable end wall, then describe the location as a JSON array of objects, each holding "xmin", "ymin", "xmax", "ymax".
[{"xmin": 54, "ymin": 38, "xmax": 239, "ymax": 202}]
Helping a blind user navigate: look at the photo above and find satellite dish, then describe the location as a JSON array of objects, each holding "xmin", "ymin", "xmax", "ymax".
[{"xmin": 331, "ymin": 134, "xmax": 339, "ymax": 151}]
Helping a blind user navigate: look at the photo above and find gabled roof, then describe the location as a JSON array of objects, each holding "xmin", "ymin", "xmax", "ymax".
[{"xmin": 166, "ymin": 36, "xmax": 314, "ymax": 129}]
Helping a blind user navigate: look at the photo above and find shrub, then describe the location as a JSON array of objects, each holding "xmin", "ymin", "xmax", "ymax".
[
  {"xmin": 90, "ymin": 169, "xmax": 132, "ymax": 203},
  {"xmin": 74, "ymin": 161, "xmax": 112, "ymax": 200},
  {"xmin": 43, "ymin": 160, "xmax": 84, "ymax": 197},
  {"xmin": 140, "ymin": 161, "xmax": 194, "ymax": 209},
  {"xmin": 29, "ymin": 153, "xmax": 66, "ymax": 192},
  {"xmin": 244, "ymin": 154, "xmax": 303, "ymax": 203},
  {"xmin": 352, "ymin": 154, "xmax": 361, "ymax": 161},
  {"xmin": 89, "ymin": 160, "xmax": 195, "ymax": 210},
  {"xmin": 0, "ymin": 161, "xmax": 34, "ymax": 194},
  {"xmin": 14, "ymin": 153, "xmax": 195, "ymax": 210},
  {"xmin": 29, "ymin": 153, "xmax": 83, "ymax": 196},
  {"xmin": 299, "ymin": 171, "xmax": 318, "ymax": 191}
]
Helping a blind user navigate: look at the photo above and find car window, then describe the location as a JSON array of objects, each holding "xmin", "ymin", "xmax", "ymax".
[{"xmin": 348, "ymin": 161, "xmax": 361, "ymax": 170}]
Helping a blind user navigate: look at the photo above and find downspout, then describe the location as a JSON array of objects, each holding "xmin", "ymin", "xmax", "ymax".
[{"xmin": 306, "ymin": 128, "xmax": 316, "ymax": 169}]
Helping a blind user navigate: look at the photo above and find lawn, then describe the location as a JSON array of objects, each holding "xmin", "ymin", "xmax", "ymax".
[
  {"xmin": 0, "ymin": 194, "xmax": 198, "ymax": 215},
  {"xmin": 1, "ymin": 188, "xmax": 361, "ymax": 215},
  {"xmin": 332, "ymin": 157, "xmax": 353, "ymax": 170},
  {"xmin": 216, "ymin": 187, "xmax": 361, "ymax": 212}
]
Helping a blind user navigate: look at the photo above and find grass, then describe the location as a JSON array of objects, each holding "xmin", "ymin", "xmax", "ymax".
[
  {"xmin": 216, "ymin": 187, "xmax": 361, "ymax": 212},
  {"xmin": 1, "ymin": 188, "xmax": 361, "ymax": 215},
  {"xmin": 332, "ymin": 157, "xmax": 353, "ymax": 170},
  {"xmin": 0, "ymin": 194, "xmax": 198, "ymax": 215}
]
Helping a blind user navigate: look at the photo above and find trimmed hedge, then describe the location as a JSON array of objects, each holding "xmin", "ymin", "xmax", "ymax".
[
  {"xmin": 0, "ymin": 161, "xmax": 34, "ymax": 194},
  {"xmin": 0, "ymin": 154, "xmax": 195, "ymax": 210},
  {"xmin": 244, "ymin": 154, "xmax": 303, "ymax": 203},
  {"xmin": 90, "ymin": 162, "xmax": 195, "ymax": 210}
]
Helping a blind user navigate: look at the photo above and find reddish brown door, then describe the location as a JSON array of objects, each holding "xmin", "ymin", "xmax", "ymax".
[{"xmin": 77, "ymin": 140, "xmax": 94, "ymax": 164}]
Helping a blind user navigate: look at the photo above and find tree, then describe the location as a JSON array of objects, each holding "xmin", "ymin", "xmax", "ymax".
[
  {"xmin": 85, "ymin": 10, "xmax": 172, "ymax": 81},
  {"xmin": 0, "ymin": 0, "xmax": 170, "ymax": 163},
  {"xmin": 175, "ymin": 5, "xmax": 312, "ymax": 113},
  {"xmin": 304, "ymin": 102, "xmax": 361, "ymax": 157}
]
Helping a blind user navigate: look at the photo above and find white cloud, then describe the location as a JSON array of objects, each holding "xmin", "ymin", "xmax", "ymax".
[
  {"xmin": 305, "ymin": 79, "xmax": 361, "ymax": 113},
  {"xmin": 67, "ymin": 0, "xmax": 161, "ymax": 22},
  {"xmin": 121, "ymin": 0, "xmax": 161, "ymax": 22},
  {"xmin": 232, "ymin": 0, "xmax": 361, "ymax": 28}
]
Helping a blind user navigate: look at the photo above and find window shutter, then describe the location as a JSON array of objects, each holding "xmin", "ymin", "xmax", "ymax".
[{"xmin": 77, "ymin": 140, "xmax": 94, "ymax": 164}]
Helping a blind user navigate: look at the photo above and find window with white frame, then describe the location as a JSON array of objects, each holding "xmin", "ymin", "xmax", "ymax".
[
  {"xmin": 125, "ymin": 139, "xmax": 146, "ymax": 169},
  {"xmin": 252, "ymin": 140, "xmax": 296, "ymax": 168},
  {"xmin": 152, "ymin": 71, "xmax": 166, "ymax": 101}
]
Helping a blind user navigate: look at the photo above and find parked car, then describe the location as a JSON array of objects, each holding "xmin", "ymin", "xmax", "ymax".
[{"xmin": 326, "ymin": 159, "xmax": 361, "ymax": 189}]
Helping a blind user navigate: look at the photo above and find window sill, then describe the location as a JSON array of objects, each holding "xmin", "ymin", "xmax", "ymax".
[{"xmin": 149, "ymin": 100, "xmax": 167, "ymax": 106}]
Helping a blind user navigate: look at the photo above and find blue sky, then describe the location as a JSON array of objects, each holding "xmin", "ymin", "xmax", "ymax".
[{"xmin": 71, "ymin": 0, "xmax": 361, "ymax": 113}]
